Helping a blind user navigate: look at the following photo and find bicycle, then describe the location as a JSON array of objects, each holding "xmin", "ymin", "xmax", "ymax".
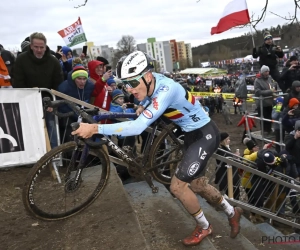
[{"xmin": 22, "ymin": 98, "xmax": 184, "ymax": 220}]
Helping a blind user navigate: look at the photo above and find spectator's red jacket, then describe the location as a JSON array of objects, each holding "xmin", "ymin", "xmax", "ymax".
[{"xmin": 88, "ymin": 60, "xmax": 112, "ymax": 124}]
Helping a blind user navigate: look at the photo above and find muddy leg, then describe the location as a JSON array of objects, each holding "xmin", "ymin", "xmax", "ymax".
[{"xmin": 190, "ymin": 176, "xmax": 223, "ymax": 206}]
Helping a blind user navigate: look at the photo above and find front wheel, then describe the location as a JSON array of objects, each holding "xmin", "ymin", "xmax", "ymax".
[
  {"xmin": 22, "ymin": 141, "xmax": 110, "ymax": 221},
  {"xmin": 149, "ymin": 123, "xmax": 184, "ymax": 185}
]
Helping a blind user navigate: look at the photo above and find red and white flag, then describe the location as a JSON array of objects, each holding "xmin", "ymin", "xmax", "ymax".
[{"xmin": 211, "ymin": 0, "xmax": 250, "ymax": 35}]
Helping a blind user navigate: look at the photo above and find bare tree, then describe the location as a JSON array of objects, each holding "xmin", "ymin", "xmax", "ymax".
[{"xmin": 116, "ymin": 35, "xmax": 136, "ymax": 55}]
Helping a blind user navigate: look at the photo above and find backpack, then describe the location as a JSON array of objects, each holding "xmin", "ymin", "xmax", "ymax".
[{"xmin": 235, "ymin": 76, "xmax": 248, "ymax": 99}]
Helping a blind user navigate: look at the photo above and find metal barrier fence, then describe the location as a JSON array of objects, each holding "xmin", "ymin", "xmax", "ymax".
[
  {"xmin": 244, "ymin": 93, "xmax": 287, "ymax": 151},
  {"xmin": 211, "ymin": 149, "xmax": 300, "ymax": 230}
]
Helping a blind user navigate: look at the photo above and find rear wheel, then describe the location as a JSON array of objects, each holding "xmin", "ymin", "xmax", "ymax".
[
  {"xmin": 22, "ymin": 141, "xmax": 110, "ymax": 220},
  {"xmin": 149, "ymin": 123, "xmax": 183, "ymax": 185}
]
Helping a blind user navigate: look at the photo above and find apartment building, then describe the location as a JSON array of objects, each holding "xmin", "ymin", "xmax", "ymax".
[
  {"xmin": 185, "ymin": 43, "xmax": 193, "ymax": 67},
  {"xmin": 90, "ymin": 45, "xmax": 114, "ymax": 63},
  {"xmin": 137, "ymin": 38, "xmax": 173, "ymax": 73}
]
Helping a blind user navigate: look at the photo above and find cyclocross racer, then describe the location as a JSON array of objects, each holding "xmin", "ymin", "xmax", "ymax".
[{"xmin": 72, "ymin": 51, "xmax": 243, "ymax": 247}]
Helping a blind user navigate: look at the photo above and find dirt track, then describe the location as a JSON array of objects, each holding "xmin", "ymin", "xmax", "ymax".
[{"xmin": 0, "ymin": 113, "xmax": 249, "ymax": 250}]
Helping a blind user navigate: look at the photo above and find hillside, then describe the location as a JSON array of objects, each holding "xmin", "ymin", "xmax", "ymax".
[{"xmin": 192, "ymin": 23, "xmax": 300, "ymax": 66}]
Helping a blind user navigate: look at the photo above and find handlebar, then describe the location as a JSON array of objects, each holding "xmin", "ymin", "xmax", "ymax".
[{"xmin": 43, "ymin": 97, "xmax": 106, "ymax": 148}]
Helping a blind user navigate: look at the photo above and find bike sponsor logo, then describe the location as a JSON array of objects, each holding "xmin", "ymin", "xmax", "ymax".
[
  {"xmin": 152, "ymin": 97, "xmax": 159, "ymax": 110},
  {"xmin": 198, "ymin": 147, "xmax": 207, "ymax": 160},
  {"xmin": 142, "ymin": 109, "xmax": 153, "ymax": 119},
  {"xmin": 158, "ymin": 85, "xmax": 169, "ymax": 92},
  {"xmin": 187, "ymin": 162, "xmax": 200, "ymax": 176},
  {"xmin": 206, "ymin": 134, "xmax": 212, "ymax": 140}
]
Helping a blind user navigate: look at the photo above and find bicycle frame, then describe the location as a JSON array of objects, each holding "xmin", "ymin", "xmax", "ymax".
[{"xmin": 71, "ymin": 113, "xmax": 182, "ymax": 193}]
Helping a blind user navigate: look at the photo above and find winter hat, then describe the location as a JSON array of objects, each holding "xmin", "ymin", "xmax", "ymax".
[
  {"xmin": 261, "ymin": 65, "xmax": 270, "ymax": 74},
  {"xmin": 220, "ymin": 132, "xmax": 229, "ymax": 141},
  {"xmin": 263, "ymin": 31, "xmax": 272, "ymax": 40},
  {"xmin": 106, "ymin": 77, "xmax": 116, "ymax": 86},
  {"xmin": 292, "ymin": 80, "xmax": 300, "ymax": 88},
  {"xmin": 263, "ymin": 152, "xmax": 276, "ymax": 165},
  {"xmin": 289, "ymin": 56, "xmax": 298, "ymax": 62},
  {"xmin": 21, "ymin": 41, "xmax": 30, "ymax": 52},
  {"xmin": 62, "ymin": 46, "xmax": 72, "ymax": 56},
  {"xmin": 294, "ymin": 120, "xmax": 300, "ymax": 130},
  {"xmin": 72, "ymin": 69, "xmax": 88, "ymax": 80},
  {"xmin": 288, "ymin": 98, "xmax": 300, "ymax": 108},
  {"xmin": 243, "ymin": 137, "xmax": 251, "ymax": 145},
  {"xmin": 96, "ymin": 56, "xmax": 109, "ymax": 65},
  {"xmin": 72, "ymin": 57, "xmax": 83, "ymax": 67},
  {"xmin": 72, "ymin": 65, "xmax": 86, "ymax": 72},
  {"xmin": 112, "ymin": 89, "xmax": 124, "ymax": 101},
  {"xmin": 246, "ymin": 140, "xmax": 257, "ymax": 150},
  {"xmin": 276, "ymin": 97, "xmax": 284, "ymax": 104}
]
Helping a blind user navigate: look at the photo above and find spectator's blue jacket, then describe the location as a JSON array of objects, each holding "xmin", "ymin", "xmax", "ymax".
[{"xmin": 57, "ymin": 76, "xmax": 95, "ymax": 115}]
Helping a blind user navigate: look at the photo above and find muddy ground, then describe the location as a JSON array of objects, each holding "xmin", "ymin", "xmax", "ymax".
[{"xmin": 0, "ymin": 112, "xmax": 263, "ymax": 250}]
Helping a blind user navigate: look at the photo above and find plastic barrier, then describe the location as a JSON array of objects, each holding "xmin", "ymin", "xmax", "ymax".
[{"xmin": 191, "ymin": 92, "xmax": 254, "ymax": 102}]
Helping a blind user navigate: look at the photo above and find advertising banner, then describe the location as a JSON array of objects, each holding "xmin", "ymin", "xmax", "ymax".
[{"xmin": 0, "ymin": 89, "xmax": 46, "ymax": 168}]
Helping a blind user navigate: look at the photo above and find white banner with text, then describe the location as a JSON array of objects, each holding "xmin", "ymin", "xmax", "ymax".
[{"xmin": 0, "ymin": 89, "xmax": 46, "ymax": 168}]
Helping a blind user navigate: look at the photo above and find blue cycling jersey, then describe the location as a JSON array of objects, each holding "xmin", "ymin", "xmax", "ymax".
[{"xmin": 98, "ymin": 73, "xmax": 210, "ymax": 136}]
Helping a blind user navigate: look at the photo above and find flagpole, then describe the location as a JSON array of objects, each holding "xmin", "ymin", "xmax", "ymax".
[{"xmin": 249, "ymin": 24, "xmax": 255, "ymax": 48}]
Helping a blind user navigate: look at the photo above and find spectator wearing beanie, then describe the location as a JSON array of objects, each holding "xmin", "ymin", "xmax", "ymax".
[
  {"xmin": 272, "ymin": 96, "xmax": 285, "ymax": 152},
  {"xmin": 282, "ymin": 97, "xmax": 300, "ymax": 133},
  {"xmin": 59, "ymin": 46, "xmax": 73, "ymax": 80},
  {"xmin": 285, "ymin": 120, "xmax": 300, "ymax": 178},
  {"xmin": 254, "ymin": 65, "xmax": 275, "ymax": 134},
  {"xmin": 215, "ymin": 132, "xmax": 240, "ymax": 200},
  {"xmin": 283, "ymin": 80, "xmax": 300, "ymax": 109},
  {"xmin": 280, "ymin": 56, "xmax": 300, "ymax": 93},
  {"xmin": 106, "ymin": 77, "xmax": 117, "ymax": 92},
  {"xmin": 252, "ymin": 31, "xmax": 283, "ymax": 84},
  {"xmin": 57, "ymin": 65, "xmax": 94, "ymax": 142}
]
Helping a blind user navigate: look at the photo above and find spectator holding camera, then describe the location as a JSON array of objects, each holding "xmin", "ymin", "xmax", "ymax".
[
  {"xmin": 280, "ymin": 56, "xmax": 300, "ymax": 93},
  {"xmin": 252, "ymin": 31, "xmax": 283, "ymax": 84}
]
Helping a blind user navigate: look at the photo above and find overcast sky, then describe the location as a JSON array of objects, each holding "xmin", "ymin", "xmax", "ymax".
[{"xmin": 1, "ymin": 0, "xmax": 295, "ymax": 51}]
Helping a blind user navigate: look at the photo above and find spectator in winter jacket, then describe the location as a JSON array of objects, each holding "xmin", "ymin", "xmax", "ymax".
[
  {"xmin": 254, "ymin": 65, "xmax": 275, "ymax": 134},
  {"xmin": 222, "ymin": 102, "xmax": 232, "ymax": 125},
  {"xmin": 241, "ymin": 139, "xmax": 264, "ymax": 223},
  {"xmin": 57, "ymin": 65, "xmax": 94, "ymax": 142},
  {"xmin": 215, "ymin": 132, "xmax": 240, "ymax": 200},
  {"xmin": 13, "ymin": 32, "xmax": 63, "ymax": 91},
  {"xmin": 88, "ymin": 60, "xmax": 113, "ymax": 113},
  {"xmin": 282, "ymin": 98, "xmax": 300, "ymax": 133},
  {"xmin": 279, "ymin": 56, "xmax": 300, "ymax": 93},
  {"xmin": 252, "ymin": 31, "xmax": 283, "ymax": 84},
  {"xmin": 237, "ymin": 116, "xmax": 256, "ymax": 143},
  {"xmin": 58, "ymin": 46, "xmax": 73, "ymax": 80},
  {"xmin": 284, "ymin": 120, "xmax": 300, "ymax": 177},
  {"xmin": 283, "ymin": 80, "xmax": 300, "ymax": 109},
  {"xmin": 0, "ymin": 44, "xmax": 15, "ymax": 85},
  {"xmin": 13, "ymin": 32, "xmax": 63, "ymax": 148},
  {"xmin": 271, "ymin": 96, "xmax": 285, "ymax": 152}
]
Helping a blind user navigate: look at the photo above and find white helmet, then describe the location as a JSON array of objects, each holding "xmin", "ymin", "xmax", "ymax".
[{"xmin": 116, "ymin": 51, "xmax": 154, "ymax": 79}]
